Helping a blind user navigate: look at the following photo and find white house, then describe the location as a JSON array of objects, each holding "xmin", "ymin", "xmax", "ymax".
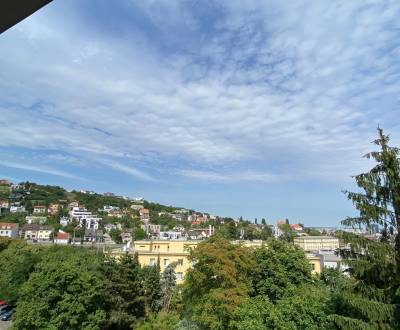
[
  {"xmin": 0, "ymin": 222, "xmax": 19, "ymax": 238},
  {"xmin": 59, "ymin": 216, "xmax": 70, "ymax": 227},
  {"xmin": 70, "ymin": 207, "xmax": 102, "ymax": 230},
  {"xmin": 10, "ymin": 206, "xmax": 26, "ymax": 213}
]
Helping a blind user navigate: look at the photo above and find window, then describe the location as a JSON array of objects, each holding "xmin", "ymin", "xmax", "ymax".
[
  {"xmin": 176, "ymin": 272, "xmax": 183, "ymax": 280},
  {"xmin": 311, "ymin": 263, "xmax": 315, "ymax": 270},
  {"xmin": 149, "ymin": 258, "xmax": 156, "ymax": 266},
  {"xmin": 177, "ymin": 258, "xmax": 183, "ymax": 266},
  {"xmin": 163, "ymin": 258, "xmax": 169, "ymax": 266}
]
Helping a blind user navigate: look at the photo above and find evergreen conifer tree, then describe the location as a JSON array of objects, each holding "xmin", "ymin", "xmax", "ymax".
[{"xmin": 331, "ymin": 128, "xmax": 400, "ymax": 329}]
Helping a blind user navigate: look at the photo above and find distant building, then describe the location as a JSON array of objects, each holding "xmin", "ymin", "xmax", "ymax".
[
  {"xmin": 187, "ymin": 226, "xmax": 215, "ymax": 240},
  {"xmin": 0, "ymin": 222, "xmax": 19, "ymax": 238},
  {"xmin": 33, "ymin": 205, "xmax": 46, "ymax": 214},
  {"xmin": 70, "ymin": 207, "xmax": 102, "ymax": 230},
  {"xmin": 0, "ymin": 179, "xmax": 11, "ymax": 185},
  {"xmin": 68, "ymin": 201, "xmax": 79, "ymax": 210},
  {"xmin": 130, "ymin": 204, "xmax": 143, "ymax": 211},
  {"xmin": 318, "ymin": 250, "xmax": 346, "ymax": 271},
  {"xmin": 158, "ymin": 231, "xmax": 184, "ymax": 240},
  {"xmin": 121, "ymin": 232, "xmax": 132, "ymax": 244},
  {"xmin": 294, "ymin": 236, "xmax": 340, "ymax": 252},
  {"xmin": 108, "ymin": 240, "xmax": 323, "ymax": 285},
  {"xmin": 10, "ymin": 206, "xmax": 26, "ymax": 213},
  {"xmin": 104, "ymin": 223, "xmax": 118, "ymax": 232},
  {"xmin": 140, "ymin": 208, "xmax": 150, "ymax": 221},
  {"xmin": 54, "ymin": 231, "xmax": 70, "ymax": 245},
  {"xmin": 0, "ymin": 200, "xmax": 10, "ymax": 209},
  {"xmin": 59, "ymin": 216, "xmax": 70, "ymax": 227},
  {"xmin": 25, "ymin": 216, "xmax": 47, "ymax": 224},
  {"xmin": 22, "ymin": 224, "xmax": 53, "ymax": 241},
  {"xmin": 47, "ymin": 203, "xmax": 60, "ymax": 216},
  {"xmin": 84, "ymin": 228, "xmax": 103, "ymax": 243},
  {"xmin": 141, "ymin": 223, "xmax": 160, "ymax": 235}
]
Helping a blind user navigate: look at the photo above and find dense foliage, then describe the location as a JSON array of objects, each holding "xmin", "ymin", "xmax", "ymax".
[{"xmin": 331, "ymin": 129, "xmax": 400, "ymax": 329}]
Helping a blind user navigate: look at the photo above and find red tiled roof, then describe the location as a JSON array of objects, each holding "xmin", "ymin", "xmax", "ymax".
[
  {"xmin": 0, "ymin": 222, "xmax": 18, "ymax": 230},
  {"xmin": 55, "ymin": 232, "xmax": 70, "ymax": 240}
]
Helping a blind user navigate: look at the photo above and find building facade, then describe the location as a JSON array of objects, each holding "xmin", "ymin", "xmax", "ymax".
[
  {"xmin": 0, "ymin": 222, "xmax": 19, "ymax": 238},
  {"xmin": 294, "ymin": 236, "xmax": 340, "ymax": 251},
  {"xmin": 109, "ymin": 239, "xmax": 322, "ymax": 284}
]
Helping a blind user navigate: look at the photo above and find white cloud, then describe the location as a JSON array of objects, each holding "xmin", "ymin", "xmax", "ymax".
[
  {"xmin": 179, "ymin": 169, "xmax": 282, "ymax": 183},
  {"xmin": 99, "ymin": 159, "xmax": 155, "ymax": 182},
  {"xmin": 0, "ymin": 161, "xmax": 82, "ymax": 180},
  {"xmin": 0, "ymin": 0, "xmax": 399, "ymax": 183}
]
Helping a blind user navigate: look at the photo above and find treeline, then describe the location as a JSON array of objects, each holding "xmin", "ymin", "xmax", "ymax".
[{"xmin": 2, "ymin": 233, "xmax": 398, "ymax": 329}]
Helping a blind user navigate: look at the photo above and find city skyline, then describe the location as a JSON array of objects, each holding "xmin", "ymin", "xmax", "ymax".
[{"xmin": 1, "ymin": 1, "xmax": 400, "ymax": 226}]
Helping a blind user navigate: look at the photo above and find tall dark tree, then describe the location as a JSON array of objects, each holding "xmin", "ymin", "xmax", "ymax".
[
  {"xmin": 102, "ymin": 254, "xmax": 145, "ymax": 329},
  {"xmin": 161, "ymin": 263, "xmax": 177, "ymax": 312},
  {"xmin": 141, "ymin": 264, "xmax": 162, "ymax": 314},
  {"xmin": 332, "ymin": 129, "xmax": 400, "ymax": 329}
]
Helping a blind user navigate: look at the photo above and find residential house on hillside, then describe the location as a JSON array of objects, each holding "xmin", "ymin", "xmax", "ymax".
[
  {"xmin": 0, "ymin": 179, "xmax": 11, "ymax": 185},
  {"xmin": 68, "ymin": 201, "xmax": 79, "ymax": 210},
  {"xmin": 25, "ymin": 216, "xmax": 47, "ymax": 224},
  {"xmin": 104, "ymin": 223, "xmax": 117, "ymax": 232},
  {"xmin": 121, "ymin": 232, "xmax": 132, "ymax": 244},
  {"xmin": 102, "ymin": 205, "xmax": 119, "ymax": 213},
  {"xmin": 142, "ymin": 223, "xmax": 160, "ymax": 236},
  {"xmin": 0, "ymin": 223, "xmax": 19, "ymax": 238},
  {"xmin": 70, "ymin": 206, "xmax": 102, "ymax": 230},
  {"xmin": 159, "ymin": 231, "xmax": 184, "ymax": 240},
  {"xmin": 33, "ymin": 205, "xmax": 46, "ymax": 214},
  {"xmin": 187, "ymin": 226, "xmax": 214, "ymax": 240},
  {"xmin": 10, "ymin": 206, "xmax": 26, "ymax": 213},
  {"xmin": 22, "ymin": 224, "xmax": 53, "ymax": 241},
  {"xmin": 54, "ymin": 231, "xmax": 70, "ymax": 245},
  {"xmin": 140, "ymin": 208, "xmax": 150, "ymax": 222},
  {"xmin": 84, "ymin": 228, "xmax": 103, "ymax": 243},
  {"xmin": 59, "ymin": 216, "xmax": 70, "ymax": 227},
  {"xmin": 131, "ymin": 204, "xmax": 143, "ymax": 210},
  {"xmin": 48, "ymin": 203, "xmax": 60, "ymax": 216},
  {"xmin": 0, "ymin": 200, "xmax": 10, "ymax": 208}
]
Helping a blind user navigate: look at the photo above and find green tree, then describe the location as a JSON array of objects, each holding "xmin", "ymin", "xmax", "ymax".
[
  {"xmin": 161, "ymin": 263, "xmax": 177, "ymax": 312},
  {"xmin": 331, "ymin": 128, "xmax": 400, "ymax": 329},
  {"xmin": 260, "ymin": 225, "xmax": 273, "ymax": 240},
  {"xmin": 134, "ymin": 227, "xmax": 147, "ymax": 240},
  {"xmin": 231, "ymin": 286, "xmax": 332, "ymax": 330},
  {"xmin": 0, "ymin": 241, "xmax": 44, "ymax": 304},
  {"xmin": 278, "ymin": 223, "xmax": 297, "ymax": 242},
  {"xmin": 183, "ymin": 237, "xmax": 257, "ymax": 329},
  {"xmin": 141, "ymin": 264, "xmax": 162, "ymax": 313},
  {"xmin": 136, "ymin": 312, "xmax": 180, "ymax": 330},
  {"xmin": 102, "ymin": 254, "xmax": 145, "ymax": 329},
  {"xmin": 252, "ymin": 239, "xmax": 312, "ymax": 302},
  {"xmin": 12, "ymin": 247, "xmax": 108, "ymax": 330}
]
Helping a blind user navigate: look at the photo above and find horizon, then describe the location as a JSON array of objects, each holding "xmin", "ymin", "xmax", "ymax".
[{"xmin": 1, "ymin": 1, "xmax": 400, "ymax": 227}]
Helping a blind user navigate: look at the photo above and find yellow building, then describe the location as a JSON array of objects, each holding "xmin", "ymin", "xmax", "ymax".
[
  {"xmin": 109, "ymin": 239, "xmax": 322, "ymax": 284},
  {"xmin": 294, "ymin": 236, "xmax": 340, "ymax": 251}
]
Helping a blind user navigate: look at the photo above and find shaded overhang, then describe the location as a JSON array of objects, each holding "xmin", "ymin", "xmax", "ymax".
[{"xmin": 0, "ymin": 0, "xmax": 53, "ymax": 34}]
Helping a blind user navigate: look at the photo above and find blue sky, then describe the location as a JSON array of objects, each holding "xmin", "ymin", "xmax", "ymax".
[{"xmin": 1, "ymin": 0, "xmax": 400, "ymax": 226}]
